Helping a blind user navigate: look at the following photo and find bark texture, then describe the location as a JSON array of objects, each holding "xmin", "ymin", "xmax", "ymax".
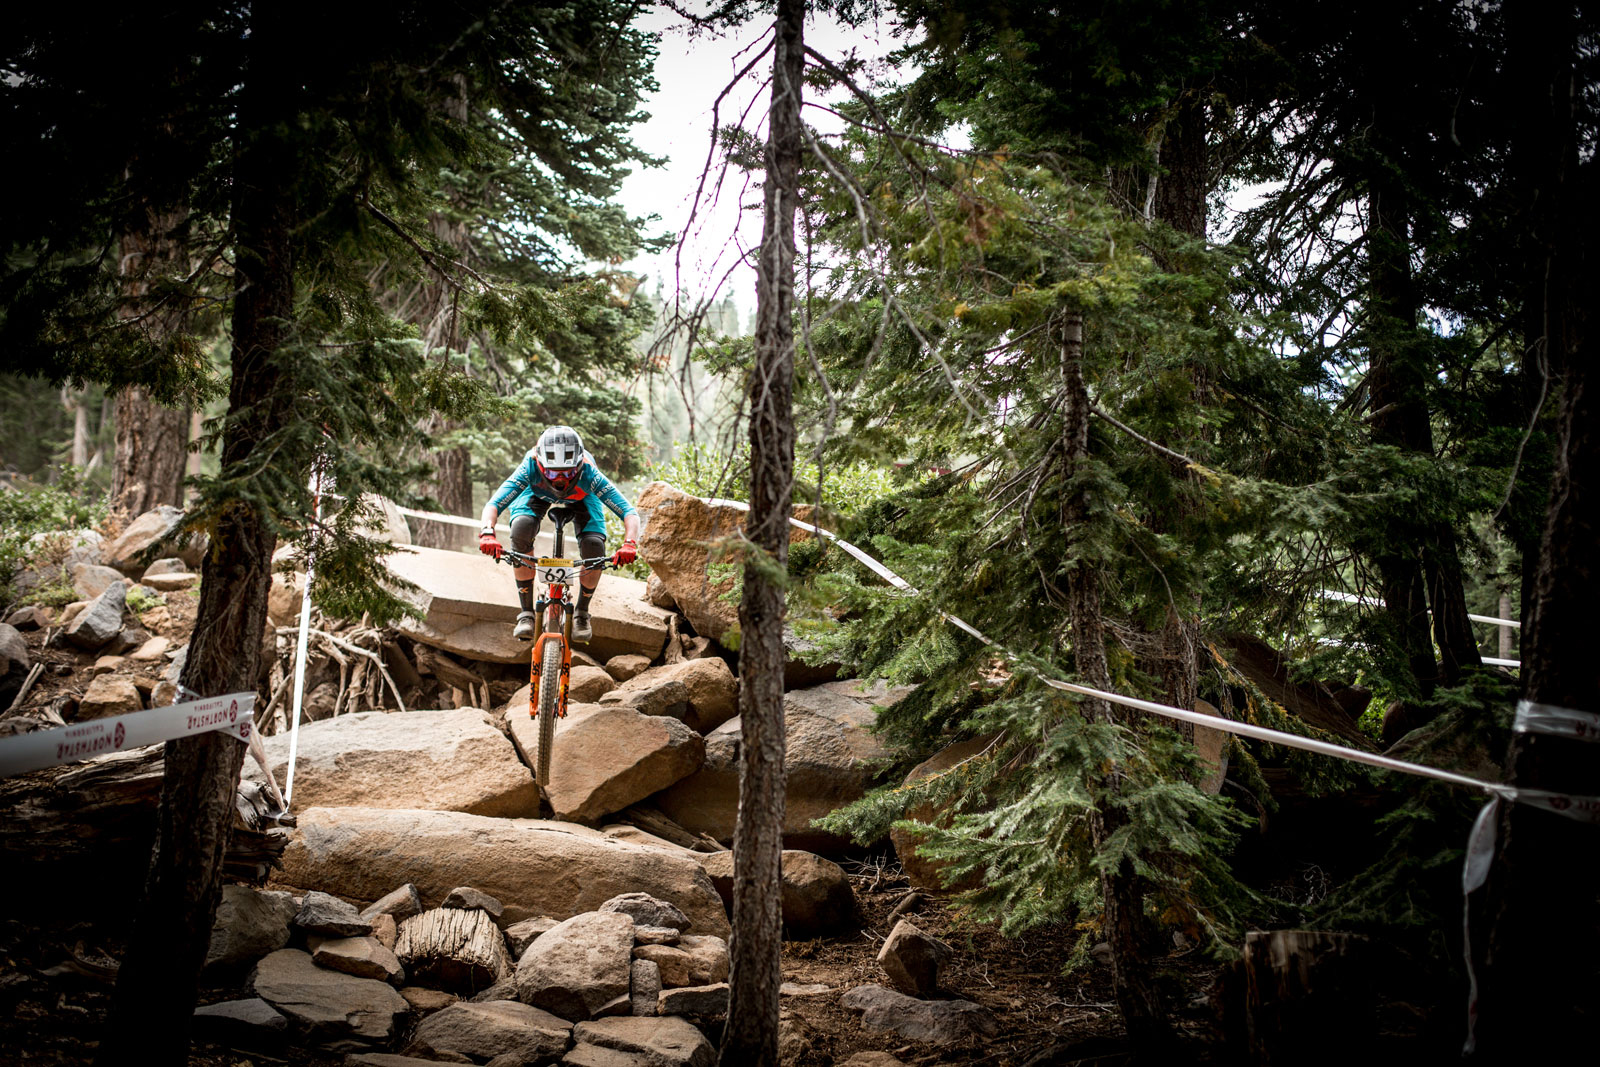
[
  {"xmin": 720, "ymin": 3, "xmax": 801, "ymax": 1064},
  {"xmin": 111, "ymin": 213, "xmax": 191, "ymax": 518},
  {"xmin": 99, "ymin": 10, "xmax": 295, "ymax": 1061},
  {"xmin": 1060, "ymin": 313, "xmax": 1173, "ymax": 1051}
]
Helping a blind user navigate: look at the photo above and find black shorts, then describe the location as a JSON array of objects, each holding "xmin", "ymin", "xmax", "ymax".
[{"xmin": 509, "ymin": 506, "xmax": 605, "ymax": 561}]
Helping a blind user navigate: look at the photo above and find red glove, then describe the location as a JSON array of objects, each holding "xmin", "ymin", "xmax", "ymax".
[
  {"xmin": 612, "ymin": 539, "xmax": 638, "ymax": 566},
  {"xmin": 478, "ymin": 531, "xmax": 503, "ymax": 560}
]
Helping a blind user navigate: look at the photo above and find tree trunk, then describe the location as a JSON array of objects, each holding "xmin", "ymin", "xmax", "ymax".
[
  {"xmin": 1473, "ymin": 5, "xmax": 1595, "ymax": 1057},
  {"xmin": 99, "ymin": 8, "xmax": 297, "ymax": 1061},
  {"xmin": 719, "ymin": 3, "xmax": 801, "ymax": 1064},
  {"xmin": 1364, "ymin": 92, "xmax": 1480, "ymax": 698},
  {"xmin": 412, "ymin": 79, "xmax": 475, "ymax": 548},
  {"xmin": 111, "ymin": 213, "xmax": 191, "ymax": 519},
  {"xmin": 1143, "ymin": 94, "xmax": 1208, "ymax": 734},
  {"xmin": 1060, "ymin": 312, "xmax": 1173, "ymax": 1052},
  {"xmin": 111, "ymin": 388, "xmax": 189, "ymax": 517}
]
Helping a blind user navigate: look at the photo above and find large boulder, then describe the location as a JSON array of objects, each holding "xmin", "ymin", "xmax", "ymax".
[
  {"xmin": 543, "ymin": 707, "xmax": 705, "ymax": 825},
  {"xmin": 279, "ymin": 807, "xmax": 730, "ymax": 938},
  {"xmin": 698, "ymin": 851, "xmax": 857, "ymax": 939},
  {"xmin": 890, "ymin": 734, "xmax": 999, "ymax": 892},
  {"xmin": 0, "ymin": 624, "xmax": 30, "ymax": 677},
  {"xmin": 655, "ymin": 679, "xmax": 913, "ymax": 850},
  {"xmin": 385, "ymin": 543, "xmax": 673, "ymax": 664},
  {"xmin": 515, "ymin": 911, "xmax": 636, "ymax": 1021},
  {"xmin": 876, "ymin": 920, "xmax": 952, "ymax": 997},
  {"xmin": 243, "ymin": 708, "xmax": 539, "ymax": 818},
  {"xmin": 103, "ymin": 505, "xmax": 204, "ymax": 573},
  {"xmin": 251, "ymin": 948, "xmax": 409, "ymax": 1046},
  {"xmin": 634, "ymin": 483, "xmax": 748, "ymax": 642},
  {"xmin": 599, "ymin": 659, "xmax": 737, "ymax": 735}
]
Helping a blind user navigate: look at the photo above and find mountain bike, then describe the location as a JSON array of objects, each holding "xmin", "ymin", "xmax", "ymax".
[{"xmin": 494, "ymin": 510, "xmax": 614, "ymax": 786}]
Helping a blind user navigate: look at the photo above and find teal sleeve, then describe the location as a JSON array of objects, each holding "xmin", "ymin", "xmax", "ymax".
[
  {"xmin": 585, "ymin": 468, "xmax": 637, "ymax": 519},
  {"xmin": 489, "ymin": 458, "xmax": 532, "ymax": 513}
]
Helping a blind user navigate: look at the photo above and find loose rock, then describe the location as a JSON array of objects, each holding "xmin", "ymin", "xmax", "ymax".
[
  {"xmin": 444, "ymin": 886, "xmax": 506, "ymax": 920},
  {"xmin": 656, "ymin": 983, "xmax": 728, "ymax": 1018},
  {"xmin": 362, "ymin": 884, "xmax": 424, "ymax": 923},
  {"xmin": 64, "ymin": 580, "xmax": 126, "ymax": 652},
  {"xmin": 205, "ymin": 886, "xmax": 297, "ymax": 981},
  {"xmin": 604, "ymin": 654, "xmax": 651, "ymax": 682},
  {"xmin": 515, "ymin": 911, "xmax": 636, "ymax": 1021},
  {"xmin": 839, "ymin": 984, "xmax": 998, "ymax": 1046},
  {"xmin": 630, "ymin": 959, "xmax": 662, "ymax": 1017},
  {"xmin": 251, "ymin": 948, "xmax": 408, "ymax": 1045},
  {"xmin": 77, "ymin": 675, "xmax": 144, "ymax": 720},
  {"xmin": 876, "ymin": 920, "xmax": 952, "ymax": 997},
  {"xmin": 295, "ymin": 890, "xmax": 371, "ymax": 939},
  {"xmin": 191, "ymin": 997, "xmax": 287, "ymax": 1047},
  {"xmin": 599, "ymin": 892, "xmax": 690, "ymax": 932},
  {"xmin": 571, "ymin": 1016, "xmax": 715, "ymax": 1067},
  {"xmin": 313, "ymin": 936, "xmax": 405, "ymax": 985},
  {"xmin": 411, "ymin": 1000, "xmax": 573, "ymax": 1064},
  {"xmin": 569, "ymin": 665, "xmax": 617, "ymax": 703},
  {"xmin": 503, "ymin": 916, "xmax": 559, "ymax": 959}
]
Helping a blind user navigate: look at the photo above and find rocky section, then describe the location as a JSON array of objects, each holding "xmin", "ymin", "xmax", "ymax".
[
  {"xmin": 891, "ymin": 734, "xmax": 999, "ymax": 892},
  {"xmin": 251, "ymin": 948, "xmax": 409, "ymax": 1045},
  {"xmin": 600, "ymin": 658, "xmax": 737, "ymax": 734},
  {"xmin": 102, "ymin": 504, "xmax": 204, "ymax": 572},
  {"xmin": 243, "ymin": 708, "xmax": 540, "ymax": 818}
]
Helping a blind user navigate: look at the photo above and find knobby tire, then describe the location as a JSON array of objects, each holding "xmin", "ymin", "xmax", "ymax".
[{"xmin": 536, "ymin": 638, "xmax": 562, "ymax": 785}]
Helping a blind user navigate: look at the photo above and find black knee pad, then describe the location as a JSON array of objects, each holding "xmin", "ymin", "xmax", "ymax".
[
  {"xmin": 578, "ymin": 532, "xmax": 606, "ymax": 562},
  {"xmin": 509, "ymin": 514, "xmax": 540, "ymax": 554}
]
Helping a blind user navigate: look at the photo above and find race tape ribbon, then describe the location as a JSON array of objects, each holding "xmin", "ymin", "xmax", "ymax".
[
  {"xmin": 699, "ymin": 496, "xmax": 1600, "ymax": 821},
  {"xmin": 0, "ymin": 691, "xmax": 256, "ymax": 779},
  {"xmin": 1515, "ymin": 699, "xmax": 1600, "ymax": 743}
]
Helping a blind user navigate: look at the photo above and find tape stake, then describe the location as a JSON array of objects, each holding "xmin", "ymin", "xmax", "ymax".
[
  {"xmin": 0, "ymin": 692, "xmax": 256, "ymax": 779},
  {"xmin": 1515, "ymin": 700, "xmax": 1600, "ymax": 743}
]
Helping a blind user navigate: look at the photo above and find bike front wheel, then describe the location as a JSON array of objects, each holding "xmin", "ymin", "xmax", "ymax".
[{"xmin": 535, "ymin": 637, "xmax": 563, "ymax": 785}]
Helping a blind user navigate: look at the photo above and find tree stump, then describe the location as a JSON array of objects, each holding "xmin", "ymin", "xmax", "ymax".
[
  {"xmin": 1240, "ymin": 930, "xmax": 1374, "ymax": 1064},
  {"xmin": 394, "ymin": 906, "xmax": 511, "ymax": 994}
]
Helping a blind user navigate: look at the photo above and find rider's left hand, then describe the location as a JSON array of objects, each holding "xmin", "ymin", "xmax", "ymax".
[{"xmin": 613, "ymin": 539, "xmax": 638, "ymax": 566}]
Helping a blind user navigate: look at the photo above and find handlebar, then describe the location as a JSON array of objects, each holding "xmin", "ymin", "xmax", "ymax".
[{"xmin": 495, "ymin": 547, "xmax": 615, "ymax": 571}]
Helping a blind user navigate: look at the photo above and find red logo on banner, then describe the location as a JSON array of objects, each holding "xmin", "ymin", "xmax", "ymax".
[
  {"xmin": 240, "ymin": 721, "xmax": 252, "ymax": 740},
  {"xmin": 113, "ymin": 722, "xmax": 125, "ymax": 749},
  {"xmin": 229, "ymin": 700, "xmax": 238, "ymax": 724}
]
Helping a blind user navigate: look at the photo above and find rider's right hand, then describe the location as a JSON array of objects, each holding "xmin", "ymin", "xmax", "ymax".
[{"xmin": 478, "ymin": 532, "xmax": 503, "ymax": 560}]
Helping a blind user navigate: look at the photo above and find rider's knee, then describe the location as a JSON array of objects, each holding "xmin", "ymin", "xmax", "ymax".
[
  {"xmin": 579, "ymin": 532, "xmax": 605, "ymax": 562},
  {"xmin": 510, "ymin": 514, "xmax": 539, "ymax": 553}
]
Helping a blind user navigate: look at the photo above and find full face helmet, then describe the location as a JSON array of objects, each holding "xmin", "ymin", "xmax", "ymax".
[{"xmin": 535, "ymin": 425, "xmax": 585, "ymax": 489}]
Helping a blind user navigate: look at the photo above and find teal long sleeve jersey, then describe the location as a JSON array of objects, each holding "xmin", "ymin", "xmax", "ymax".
[{"xmin": 488, "ymin": 450, "xmax": 637, "ymax": 536}]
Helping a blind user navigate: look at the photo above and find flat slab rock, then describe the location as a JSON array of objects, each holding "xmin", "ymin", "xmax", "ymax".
[
  {"xmin": 250, "ymin": 948, "xmax": 408, "ymax": 1044},
  {"xmin": 571, "ymin": 1016, "xmax": 716, "ymax": 1067},
  {"xmin": 411, "ymin": 999, "xmax": 573, "ymax": 1063},
  {"xmin": 245, "ymin": 708, "xmax": 540, "ymax": 818},
  {"xmin": 839, "ymin": 984, "xmax": 998, "ymax": 1046},
  {"xmin": 386, "ymin": 543, "xmax": 672, "ymax": 664},
  {"xmin": 280, "ymin": 806, "xmax": 729, "ymax": 937}
]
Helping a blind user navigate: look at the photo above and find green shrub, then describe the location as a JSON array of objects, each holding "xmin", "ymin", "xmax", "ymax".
[
  {"xmin": 125, "ymin": 585, "xmax": 167, "ymax": 616},
  {"xmin": 0, "ymin": 467, "xmax": 108, "ymax": 602}
]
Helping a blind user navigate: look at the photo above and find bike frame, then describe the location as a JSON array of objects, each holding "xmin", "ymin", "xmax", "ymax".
[{"xmin": 497, "ymin": 508, "xmax": 610, "ymax": 723}]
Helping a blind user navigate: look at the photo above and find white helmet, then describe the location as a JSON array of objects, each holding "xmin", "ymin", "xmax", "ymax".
[{"xmin": 535, "ymin": 425, "xmax": 585, "ymax": 472}]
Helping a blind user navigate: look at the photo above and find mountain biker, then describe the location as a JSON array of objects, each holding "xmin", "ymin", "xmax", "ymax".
[{"xmin": 477, "ymin": 425, "xmax": 639, "ymax": 643}]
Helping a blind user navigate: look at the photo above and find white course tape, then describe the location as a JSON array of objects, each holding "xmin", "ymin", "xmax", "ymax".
[
  {"xmin": 1515, "ymin": 699, "xmax": 1600, "ymax": 743},
  {"xmin": 0, "ymin": 691, "xmax": 256, "ymax": 779},
  {"xmin": 732, "ymin": 497, "xmax": 1600, "ymax": 819}
]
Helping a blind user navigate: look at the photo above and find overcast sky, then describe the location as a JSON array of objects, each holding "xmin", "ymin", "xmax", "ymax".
[{"xmin": 615, "ymin": 5, "xmax": 908, "ymax": 319}]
